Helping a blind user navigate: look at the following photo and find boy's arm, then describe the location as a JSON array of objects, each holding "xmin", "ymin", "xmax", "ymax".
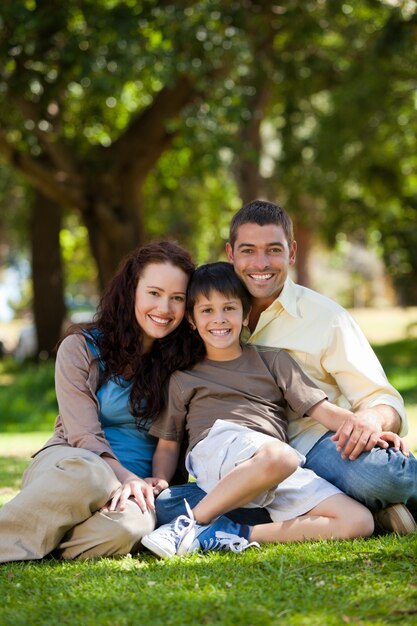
[
  {"xmin": 308, "ymin": 399, "xmax": 408, "ymax": 461},
  {"xmin": 145, "ymin": 439, "xmax": 181, "ymax": 495}
]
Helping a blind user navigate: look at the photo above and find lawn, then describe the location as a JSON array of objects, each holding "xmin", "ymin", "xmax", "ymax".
[{"xmin": 0, "ymin": 327, "xmax": 417, "ymax": 626}]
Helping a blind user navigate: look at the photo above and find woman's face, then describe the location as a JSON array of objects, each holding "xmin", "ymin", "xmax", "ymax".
[{"xmin": 135, "ymin": 262, "xmax": 189, "ymax": 352}]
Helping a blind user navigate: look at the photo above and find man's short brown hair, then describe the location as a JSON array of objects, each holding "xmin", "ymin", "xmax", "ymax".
[{"xmin": 229, "ymin": 200, "xmax": 294, "ymax": 248}]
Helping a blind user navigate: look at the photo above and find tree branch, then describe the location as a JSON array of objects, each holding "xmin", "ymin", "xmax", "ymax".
[
  {"xmin": 107, "ymin": 74, "xmax": 196, "ymax": 172},
  {"xmin": 13, "ymin": 96, "xmax": 81, "ymax": 179},
  {"xmin": 0, "ymin": 129, "xmax": 85, "ymax": 209}
]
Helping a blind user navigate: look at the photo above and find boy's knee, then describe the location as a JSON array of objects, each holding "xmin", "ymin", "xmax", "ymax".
[
  {"xmin": 258, "ymin": 442, "xmax": 300, "ymax": 480},
  {"xmin": 340, "ymin": 504, "xmax": 375, "ymax": 539}
]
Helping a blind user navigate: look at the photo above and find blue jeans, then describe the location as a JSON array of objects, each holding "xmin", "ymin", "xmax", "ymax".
[
  {"xmin": 156, "ymin": 433, "xmax": 417, "ymax": 526},
  {"xmin": 155, "ymin": 482, "xmax": 272, "ymax": 527},
  {"xmin": 304, "ymin": 432, "xmax": 417, "ymax": 516}
]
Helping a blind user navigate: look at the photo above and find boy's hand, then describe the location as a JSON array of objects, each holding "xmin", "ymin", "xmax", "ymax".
[{"xmin": 144, "ymin": 476, "xmax": 169, "ymax": 496}]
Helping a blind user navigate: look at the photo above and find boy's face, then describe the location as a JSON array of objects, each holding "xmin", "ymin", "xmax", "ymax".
[{"xmin": 191, "ymin": 290, "xmax": 248, "ymax": 361}]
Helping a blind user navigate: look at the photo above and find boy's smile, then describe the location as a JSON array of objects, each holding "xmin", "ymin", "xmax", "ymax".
[{"xmin": 191, "ymin": 291, "xmax": 249, "ymax": 361}]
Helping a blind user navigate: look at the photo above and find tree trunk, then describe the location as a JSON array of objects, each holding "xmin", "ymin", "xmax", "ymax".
[
  {"xmin": 31, "ymin": 191, "xmax": 66, "ymax": 358},
  {"xmin": 83, "ymin": 167, "xmax": 146, "ymax": 289},
  {"xmin": 293, "ymin": 220, "xmax": 312, "ymax": 288},
  {"xmin": 292, "ymin": 195, "xmax": 317, "ymax": 288},
  {"xmin": 234, "ymin": 83, "xmax": 272, "ymax": 204}
]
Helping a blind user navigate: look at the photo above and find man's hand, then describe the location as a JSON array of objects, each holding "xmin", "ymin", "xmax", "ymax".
[
  {"xmin": 331, "ymin": 409, "xmax": 408, "ymax": 460},
  {"xmin": 331, "ymin": 409, "xmax": 385, "ymax": 460}
]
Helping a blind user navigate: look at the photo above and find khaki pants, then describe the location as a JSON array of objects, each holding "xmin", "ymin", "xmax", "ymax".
[{"xmin": 0, "ymin": 445, "xmax": 156, "ymax": 562}]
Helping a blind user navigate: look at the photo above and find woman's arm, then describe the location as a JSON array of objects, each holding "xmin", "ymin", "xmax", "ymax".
[{"xmin": 55, "ymin": 334, "xmax": 156, "ymax": 511}]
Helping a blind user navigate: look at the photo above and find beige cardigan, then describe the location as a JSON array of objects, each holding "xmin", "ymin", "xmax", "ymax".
[{"xmin": 35, "ymin": 333, "xmax": 118, "ymax": 461}]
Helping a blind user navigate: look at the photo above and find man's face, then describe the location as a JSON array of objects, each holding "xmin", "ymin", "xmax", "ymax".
[{"xmin": 226, "ymin": 223, "xmax": 297, "ymax": 306}]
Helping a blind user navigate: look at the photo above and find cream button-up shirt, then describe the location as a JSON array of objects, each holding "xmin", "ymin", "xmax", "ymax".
[{"xmin": 242, "ymin": 278, "xmax": 407, "ymax": 455}]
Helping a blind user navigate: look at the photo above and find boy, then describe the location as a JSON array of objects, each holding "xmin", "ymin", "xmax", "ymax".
[{"xmin": 142, "ymin": 263, "xmax": 394, "ymax": 558}]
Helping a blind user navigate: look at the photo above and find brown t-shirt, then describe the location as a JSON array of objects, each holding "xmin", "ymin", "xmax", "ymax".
[{"xmin": 150, "ymin": 345, "xmax": 327, "ymax": 454}]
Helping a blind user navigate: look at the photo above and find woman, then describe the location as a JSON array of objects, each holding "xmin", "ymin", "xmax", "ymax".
[{"xmin": 0, "ymin": 241, "xmax": 197, "ymax": 562}]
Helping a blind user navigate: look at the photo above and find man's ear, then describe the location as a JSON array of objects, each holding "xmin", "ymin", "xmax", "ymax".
[
  {"xmin": 225, "ymin": 242, "xmax": 234, "ymax": 263},
  {"xmin": 289, "ymin": 240, "xmax": 297, "ymax": 265}
]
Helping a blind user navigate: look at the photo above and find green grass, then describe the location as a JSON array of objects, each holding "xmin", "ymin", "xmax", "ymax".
[
  {"xmin": 1, "ymin": 537, "xmax": 417, "ymax": 625},
  {"xmin": 0, "ymin": 339, "xmax": 417, "ymax": 626}
]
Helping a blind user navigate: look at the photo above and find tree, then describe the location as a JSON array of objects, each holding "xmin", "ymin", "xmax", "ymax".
[{"xmin": 0, "ymin": 0, "xmax": 243, "ymax": 286}]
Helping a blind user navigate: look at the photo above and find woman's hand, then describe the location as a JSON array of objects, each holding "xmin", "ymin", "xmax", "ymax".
[
  {"xmin": 144, "ymin": 476, "xmax": 169, "ymax": 496},
  {"xmin": 106, "ymin": 476, "xmax": 155, "ymax": 513}
]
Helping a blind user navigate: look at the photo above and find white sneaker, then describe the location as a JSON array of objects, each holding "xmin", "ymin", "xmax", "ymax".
[
  {"xmin": 142, "ymin": 500, "xmax": 260, "ymax": 559},
  {"xmin": 141, "ymin": 500, "xmax": 200, "ymax": 558}
]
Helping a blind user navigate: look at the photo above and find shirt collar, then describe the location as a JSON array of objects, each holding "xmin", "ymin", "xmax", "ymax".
[{"xmin": 267, "ymin": 277, "xmax": 300, "ymax": 319}]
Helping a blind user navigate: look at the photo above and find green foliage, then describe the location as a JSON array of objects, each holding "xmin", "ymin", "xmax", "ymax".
[
  {"xmin": 60, "ymin": 212, "xmax": 98, "ymax": 301},
  {"xmin": 144, "ymin": 142, "xmax": 241, "ymax": 263},
  {"xmin": 1, "ymin": 0, "xmax": 417, "ymax": 306},
  {"xmin": 373, "ymin": 338, "xmax": 417, "ymax": 406},
  {"xmin": 0, "ymin": 358, "xmax": 57, "ymax": 432}
]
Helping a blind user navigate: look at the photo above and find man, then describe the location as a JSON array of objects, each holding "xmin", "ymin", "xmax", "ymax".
[{"xmin": 155, "ymin": 200, "xmax": 416, "ymax": 534}]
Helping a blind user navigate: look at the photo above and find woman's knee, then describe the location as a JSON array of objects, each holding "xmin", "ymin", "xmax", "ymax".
[
  {"xmin": 55, "ymin": 453, "xmax": 118, "ymax": 506},
  {"xmin": 113, "ymin": 503, "xmax": 156, "ymax": 554}
]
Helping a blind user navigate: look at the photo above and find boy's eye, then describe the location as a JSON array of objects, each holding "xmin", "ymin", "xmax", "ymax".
[
  {"xmin": 202, "ymin": 308, "xmax": 212, "ymax": 314},
  {"xmin": 224, "ymin": 306, "xmax": 235, "ymax": 311}
]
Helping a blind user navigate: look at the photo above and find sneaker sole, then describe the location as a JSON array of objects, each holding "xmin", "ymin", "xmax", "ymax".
[
  {"xmin": 374, "ymin": 504, "xmax": 416, "ymax": 535},
  {"xmin": 141, "ymin": 535, "xmax": 175, "ymax": 559}
]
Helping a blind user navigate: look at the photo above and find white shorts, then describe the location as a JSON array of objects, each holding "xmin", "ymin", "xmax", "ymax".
[{"xmin": 186, "ymin": 419, "xmax": 341, "ymax": 522}]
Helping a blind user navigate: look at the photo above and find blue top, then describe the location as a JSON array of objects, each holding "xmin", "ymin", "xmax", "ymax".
[{"xmin": 85, "ymin": 332, "xmax": 157, "ymax": 478}]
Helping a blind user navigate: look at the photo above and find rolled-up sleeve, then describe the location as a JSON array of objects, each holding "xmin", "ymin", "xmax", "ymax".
[{"xmin": 322, "ymin": 311, "xmax": 407, "ymax": 435}]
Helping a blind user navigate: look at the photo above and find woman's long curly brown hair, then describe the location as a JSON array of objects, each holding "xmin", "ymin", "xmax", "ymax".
[{"xmin": 78, "ymin": 241, "xmax": 203, "ymax": 426}]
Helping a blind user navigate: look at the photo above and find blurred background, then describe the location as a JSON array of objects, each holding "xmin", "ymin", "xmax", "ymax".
[{"xmin": 0, "ymin": 0, "xmax": 417, "ymax": 359}]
